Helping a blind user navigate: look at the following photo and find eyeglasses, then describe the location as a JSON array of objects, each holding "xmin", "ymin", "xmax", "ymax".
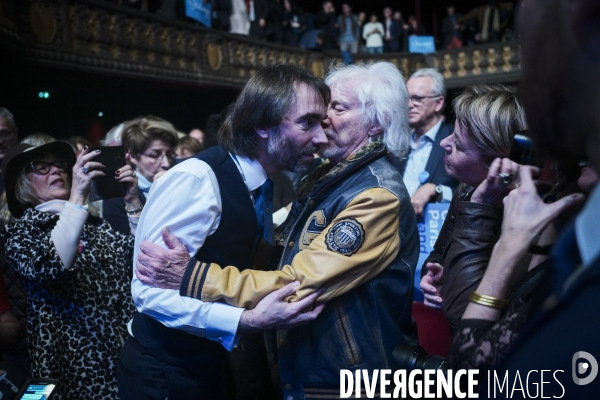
[
  {"xmin": 0, "ymin": 129, "xmax": 16, "ymax": 140},
  {"xmin": 140, "ymin": 151, "xmax": 175, "ymax": 163},
  {"xmin": 27, "ymin": 159, "xmax": 69, "ymax": 175},
  {"xmin": 409, "ymin": 95, "xmax": 441, "ymax": 105}
]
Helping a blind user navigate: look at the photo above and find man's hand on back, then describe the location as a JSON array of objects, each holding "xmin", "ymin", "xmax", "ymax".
[{"xmin": 136, "ymin": 227, "xmax": 190, "ymax": 290}]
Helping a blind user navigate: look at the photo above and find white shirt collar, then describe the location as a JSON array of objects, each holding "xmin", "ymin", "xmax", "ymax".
[
  {"xmin": 229, "ymin": 153, "xmax": 268, "ymax": 192},
  {"xmin": 575, "ymin": 183, "xmax": 600, "ymax": 266}
]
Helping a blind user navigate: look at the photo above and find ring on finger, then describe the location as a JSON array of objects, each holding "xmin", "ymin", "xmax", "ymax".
[
  {"xmin": 498, "ymin": 172, "xmax": 513, "ymax": 185},
  {"xmin": 81, "ymin": 167, "xmax": 89, "ymax": 175}
]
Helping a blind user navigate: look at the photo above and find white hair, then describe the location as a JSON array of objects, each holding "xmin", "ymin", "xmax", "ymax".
[
  {"xmin": 324, "ymin": 62, "xmax": 410, "ymax": 158},
  {"xmin": 102, "ymin": 123, "xmax": 125, "ymax": 146},
  {"xmin": 410, "ymin": 68, "xmax": 447, "ymax": 97}
]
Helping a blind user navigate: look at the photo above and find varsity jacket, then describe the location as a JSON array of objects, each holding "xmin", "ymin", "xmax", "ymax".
[{"xmin": 180, "ymin": 143, "xmax": 419, "ymax": 399}]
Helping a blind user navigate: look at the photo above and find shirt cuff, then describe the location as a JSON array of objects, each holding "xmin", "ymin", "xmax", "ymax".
[
  {"xmin": 205, "ymin": 302, "xmax": 245, "ymax": 351},
  {"xmin": 272, "ymin": 207, "xmax": 289, "ymax": 228},
  {"xmin": 440, "ymin": 185, "xmax": 453, "ymax": 203}
]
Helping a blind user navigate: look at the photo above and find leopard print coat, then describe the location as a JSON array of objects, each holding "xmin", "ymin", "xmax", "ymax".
[{"xmin": 1, "ymin": 208, "xmax": 136, "ymax": 399}]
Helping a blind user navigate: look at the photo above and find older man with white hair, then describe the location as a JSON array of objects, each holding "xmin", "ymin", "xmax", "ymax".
[{"xmin": 136, "ymin": 62, "xmax": 420, "ymax": 400}]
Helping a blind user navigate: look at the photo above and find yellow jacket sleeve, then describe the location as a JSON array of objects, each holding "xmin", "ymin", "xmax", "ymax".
[{"xmin": 197, "ymin": 187, "xmax": 401, "ymax": 309}]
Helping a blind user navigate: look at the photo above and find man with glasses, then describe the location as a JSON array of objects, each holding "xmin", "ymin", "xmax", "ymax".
[
  {"xmin": 394, "ymin": 68, "xmax": 458, "ymax": 219},
  {"xmin": 0, "ymin": 107, "xmax": 19, "ymax": 194}
]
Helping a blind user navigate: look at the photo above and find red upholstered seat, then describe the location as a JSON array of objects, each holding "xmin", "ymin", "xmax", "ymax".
[{"xmin": 412, "ymin": 301, "xmax": 452, "ymax": 357}]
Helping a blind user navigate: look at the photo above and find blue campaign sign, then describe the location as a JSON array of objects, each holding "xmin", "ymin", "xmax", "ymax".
[
  {"xmin": 185, "ymin": 0, "xmax": 212, "ymax": 28},
  {"xmin": 413, "ymin": 202, "xmax": 450, "ymax": 301},
  {"xmin": 409, "ymin": 36, "xmax": 436, "ymax": 54}
]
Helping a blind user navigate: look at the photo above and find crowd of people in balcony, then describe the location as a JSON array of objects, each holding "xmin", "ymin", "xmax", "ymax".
[{"xmin": 106, "ymin": 0, "xmax": 522, "ymax": 54}]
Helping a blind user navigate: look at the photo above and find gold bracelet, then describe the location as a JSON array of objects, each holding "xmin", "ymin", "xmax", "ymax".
[{"xmin": 468, "ymin": 292, "xmax": 509, "ymax": 309}]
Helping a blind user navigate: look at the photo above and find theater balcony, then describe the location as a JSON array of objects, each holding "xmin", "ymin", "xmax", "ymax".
[{"xmin": 0, "ymin": 0, "xmax": 521, "ymax": 90}]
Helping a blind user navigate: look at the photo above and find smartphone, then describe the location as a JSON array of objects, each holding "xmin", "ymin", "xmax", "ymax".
[
  {"xmin": 88, "ymin": 146, "xmax": 127, "ymax": 202},
  {"xmin": 15, "ymin": 378, "xmax": 59, "ymax": 400}
]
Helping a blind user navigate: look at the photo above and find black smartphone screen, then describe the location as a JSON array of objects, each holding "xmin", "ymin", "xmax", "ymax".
[{"xmin": 88, "ymin": 146, "xmax": 127, "ymax": 201}]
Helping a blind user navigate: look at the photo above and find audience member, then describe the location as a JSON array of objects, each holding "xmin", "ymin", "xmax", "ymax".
[
  {"xmin": 211, "ymin": 0, "xmax": 233, "ymax": 31},
  {"xmin": 316, "ymin": 1, "xmax": 337, "ymax": 50},
  {"xmin": 135, "ymin": 61, "xmax": 419, "ymax": 400},
  {"xmin": 393, "ymin": 68, "xmax": 458, "ymax": 220},
  {"xmin": 362, "ymin": 14, "xmax": 384, "ymax": 54},
  {"xmin": 419, "ymin": 84, "xmax": 527, "ymax": 330},
  {"xmin": 498, "ymin": 0, "xmax": 600, "ymax": 396},
  {"xmin": 20, "ymin": 133, "xmax": 56, "ymax": 147},
  {"xmin": 282, "ymin": 0, "xmax": 303, "ymax": 46},
  {"xmin": 189, "ymin": 128, "xmax": 204, "ymax": 144},
  {"xmin": 448, "ymin": 164, "xmax": 591, "ymax": 370},
  {"xmin": 230, "ymin": 0, "xmax": 250, "ymax": 35},
  {"xmin": 441, "ymin": 4, "xmax": 462, "ymax": 49},
  {"xmin": 175, "ymin": 135, "xmax": 204, "ymax": 160},
  {"xmin": 383, "ymin": 7, "xmax": 402, "ymax": 52},
  {"xmin": 68, "ymin": 136, "xmax": 93, "ymax": 156},
  {"xmin": 118, "ymin": 65, "xmax": 328, "ymax": 400},
  {"xmin": 357, "ymin": 11, "xmax": 367, "ymax": 52},
  {"xmin": 249, "ymin": 0, "xmax": 272, "ymax": 40},
  {"xmin": 1, "ymin": 141, "xmax": 140, "ymax": 399},
  {"xmin": 102, "ymin": 123, "xmax": 125, "ymax": 146},
  {"xmin": 0, "ymin": 107, "xmax": 19, "ymax": 194},
  {"xmin": 337, "ymin": 3, "xmax": 360, "ymax": 64},
  {"xmin": 103, "ymin": 115, "xmax": 178, "ymax": 235},
  {"xmin": 456, "ymin": 1, "xmax": 514, "ymax": 44},
  {"xmin": 0, "ymin": 264, "xmax": 19, "ymax": 352}
]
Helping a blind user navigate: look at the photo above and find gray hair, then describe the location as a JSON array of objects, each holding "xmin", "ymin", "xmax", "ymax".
[
  {"xmin": 20, "ymin": 133, "xmax": 56, "ymax": 147},
  {"xmin": 410, "ymin": 68, "xmax": 447, "ymax": 98},
  {"xmin": 0, "ymin": 107, "xmax": 16, "ymax": 130},
  {"xmin": 324, "ymin": 62, "xmax": 411, "ymax": 158},
  {"xmin": 102, "ymin": 123, "xmax": 125, "ymax": 146}
]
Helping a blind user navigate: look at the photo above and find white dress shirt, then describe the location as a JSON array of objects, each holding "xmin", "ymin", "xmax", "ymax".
[
  {"xmin": 576, "ymin": 183, "xmax": 600, "ymax": 266},
  {"xmin": 131, "ymin": 154, "xmax": 267, "ymax": 351},
  {"xmin": 402, "ymin": 119, "xmax": 452, "ymax": 201}
]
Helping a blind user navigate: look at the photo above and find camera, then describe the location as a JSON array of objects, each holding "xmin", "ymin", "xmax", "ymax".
[{"xmin": 392, "ymin": 343, "xmax": 448, "ymax": 373}]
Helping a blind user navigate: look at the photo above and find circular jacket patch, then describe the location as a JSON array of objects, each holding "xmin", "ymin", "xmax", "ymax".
[{"xmin": 325, "ymin": 218, "xmax": 365, "ymax": 256}]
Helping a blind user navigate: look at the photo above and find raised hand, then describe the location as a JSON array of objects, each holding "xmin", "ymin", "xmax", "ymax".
[
  {"xmin": 69, "ymin": 146, "xmax": 105, "ymax": 206},
  {"xmin": 471, "ymin": 157, "xmax": 521, "ymax": 207}
]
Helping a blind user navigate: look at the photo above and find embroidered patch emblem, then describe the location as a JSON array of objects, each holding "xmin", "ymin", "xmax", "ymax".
[{"xmin": 325, "ymin": 219, "xmax": 365, "ymax": 256}]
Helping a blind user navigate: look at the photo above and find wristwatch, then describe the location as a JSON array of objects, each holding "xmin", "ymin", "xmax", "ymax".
[{"xmin": 434, "ymin": 185, "xmax": 443, "ymax": 201}]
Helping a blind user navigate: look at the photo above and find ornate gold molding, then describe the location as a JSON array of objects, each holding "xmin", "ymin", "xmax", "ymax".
[{"xmin": 0, "ymin": 0, "xmax": 521, "ymax": 89}]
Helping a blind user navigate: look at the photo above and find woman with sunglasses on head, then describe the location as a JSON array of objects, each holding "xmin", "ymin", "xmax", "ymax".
[
  {"xmin": 103, "ymin": 116, "xmax": 178, "ymax": 234},
  {"xmin": 0, "ymin": 141, "xmax": 140, "ymax": 399}
]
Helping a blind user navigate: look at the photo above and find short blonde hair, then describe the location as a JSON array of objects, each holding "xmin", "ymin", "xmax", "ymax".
[
  {"xmin": 454, "ymin": 84, "xmax": 527, "ymax": 159},
  {"xmin": 122, "ymin": 115, "xmax": 179, "ymax": 155}
]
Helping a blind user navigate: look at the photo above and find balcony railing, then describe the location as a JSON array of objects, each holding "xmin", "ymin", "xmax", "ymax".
[{"xmin": 1, "ymin": 0, "xmax": 521, "ymax": 88}]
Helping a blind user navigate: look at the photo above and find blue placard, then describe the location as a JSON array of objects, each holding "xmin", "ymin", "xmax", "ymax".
[
  {"xmin": 413, "ymin": 202, "xmax": 450, "ymax": 301},
  {"xmin": 409, "ymin": 36, "xmax": 436, "ymax": 54},
  {"xmin": 185, "ymin": 0, "xmax": 212, "ymax": 28}
]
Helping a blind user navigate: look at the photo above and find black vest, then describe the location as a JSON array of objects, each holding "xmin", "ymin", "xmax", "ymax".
[{"xmin": 131, "ymin": 145, "xmax": 259, "ymax": 367}]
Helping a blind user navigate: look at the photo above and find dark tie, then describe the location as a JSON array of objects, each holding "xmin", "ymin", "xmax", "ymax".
[{"xmin": 254, "ymin": 178, "xmax": 274, "ymax": 245}]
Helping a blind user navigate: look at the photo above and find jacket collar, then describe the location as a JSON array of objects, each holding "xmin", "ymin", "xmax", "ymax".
[{"xmin": 297, "ymin": 141, "xmax": 387, "ymax": 199}]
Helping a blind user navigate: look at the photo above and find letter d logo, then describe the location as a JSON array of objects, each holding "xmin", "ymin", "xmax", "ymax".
[{"xmin": 572, "ymin": 351, "xmax": 598, "ymax": 385}]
